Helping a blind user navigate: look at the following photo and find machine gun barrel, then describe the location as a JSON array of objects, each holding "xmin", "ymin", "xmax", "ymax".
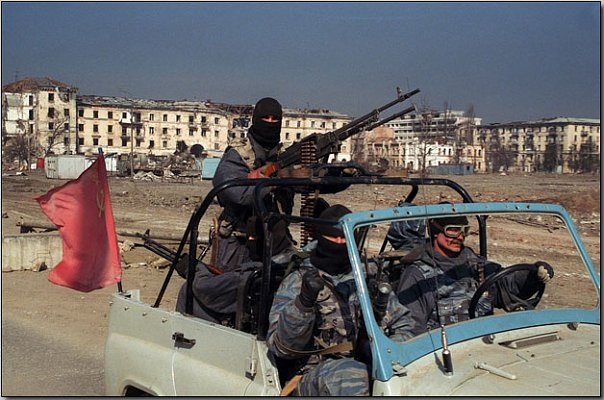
[{"xmin": 277, "ymin": 88, "xmax": 420, "ymax": 168}]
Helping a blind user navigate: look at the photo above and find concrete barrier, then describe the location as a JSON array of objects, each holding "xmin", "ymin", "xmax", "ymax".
[{"xmin": 2, "ymin": 233, "xmax": 63, "ymax": 272}]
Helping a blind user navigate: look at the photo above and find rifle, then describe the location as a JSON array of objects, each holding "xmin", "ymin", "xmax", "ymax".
[{"xmin": 276, "ymin": 88, "xmax": 420, "ymax": 171}]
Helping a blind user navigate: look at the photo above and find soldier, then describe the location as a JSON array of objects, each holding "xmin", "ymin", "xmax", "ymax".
[
  {"xmin": 212, "ymin": 96, "xmax": 294, "ymax": 270},
  {"xmin": 267, "ymin": 205, "xmax": 415, "ymax": 396},
  {"xmin": 396, "ymin": 213, "xmax": 554, "ymax": 336},
  {"xmin": 175, "ymin": 97, "xmax": 294, "ymax": 325}
]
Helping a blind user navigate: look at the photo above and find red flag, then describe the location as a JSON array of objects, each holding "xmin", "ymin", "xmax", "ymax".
[{"xmin": 34, "ymin": 155, "xmax": 122, "ymax": 292}]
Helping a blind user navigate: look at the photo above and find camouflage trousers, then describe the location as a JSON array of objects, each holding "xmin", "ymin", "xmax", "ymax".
[{"xmin": 295, "ymin": 358, "xmax": 370, "ymax": 396}]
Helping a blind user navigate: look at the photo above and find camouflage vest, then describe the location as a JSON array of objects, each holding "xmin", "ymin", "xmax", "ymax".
[
  {"xmin": 300, "ymin": 264, "xmax": 361, "ymax": 364},
  {"xmin": 227, "ymin": 138, "xmax": 256, "ymax": 171},
  {"xmin": 415, "ymin": 262, "xmax": 480, "ymax": 330}
]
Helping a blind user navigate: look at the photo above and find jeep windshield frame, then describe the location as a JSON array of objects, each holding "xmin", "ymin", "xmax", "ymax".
[{"xmin": 338, "ymin": 201, "xmax": 600, "ymax": 382}]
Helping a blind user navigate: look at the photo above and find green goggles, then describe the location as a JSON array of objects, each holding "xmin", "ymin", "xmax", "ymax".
[{"xmin": 433, "ymin": 222, "xmax": 471, "ymax": 238}]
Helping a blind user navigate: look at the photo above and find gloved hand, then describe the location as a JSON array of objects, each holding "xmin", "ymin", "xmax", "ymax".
[
  {"xmin": 297, "ymin": 269, "xmax": 325, "ymax": 308},
  {"xmin": 536, "ymin": 261, "xmax": 554, "ymax": 283}
]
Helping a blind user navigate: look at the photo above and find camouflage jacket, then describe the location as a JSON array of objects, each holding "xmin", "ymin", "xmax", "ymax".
[
  {"xmin": 267, "ymin": 258, "xmax": 415, "ymax": 371},
  {"xmin": 396, "ymin": 243, "xmax": 501, "ymax": 336}
]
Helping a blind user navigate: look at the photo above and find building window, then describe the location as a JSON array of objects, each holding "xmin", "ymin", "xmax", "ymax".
[
  {"xmin": 108, "ymin": 125, "xmax": 113, "ymax": 133},
  {"xmin": 64, "ymin": 123, "xmax": 69, "ymax": 131},
  {"xmin": 176, "ymin": 115, "xmax": 181, "ymax": 122},
  {"xmin": 122, "ymin": 138, "xmax": 128, "ymax": 146},
  {"xmin": 108, "ymin": 111, "xmax": 113, "ymax": 119},
  {"xmin": 48, "ymin": 93, "xmax": 54, "ymax": 102},
  {"xmin": 214, "ymin": 130, "xmax": 219, "ymax": 138},
  {"xmin": 93, "ymin": 138, "xmax": 99, "ymax": 146},
  {"xmin": 136, "ymin": 139, "xmax": 142, "ymax": 147},
  {"xmin": 214, "ymin": 117, "xmax": 220, "ymax": 124},
  {"xmin": 48, "ymin": 122, "xmax": 54, "ymax": 130},
  {"xmin": 93, "ymin": 124, "xmax": 99, "ymax": 133},
  {"xmin": 285, "ymin": 132, "xmax": 290, "ymax": 140},
  {"xmin": 108, "ymin": 138, "xmax": 113, "ymax": 146},
  {"xmin": 332, "ymin": 122, "xmax": 337, "ymax": 129},
  {"xmin": 78, "ymin": 124, "xmax": 84, "ymax": 132},
  {"xmin": 297, "ymin": 121, "xmax": 301, "ymax": 128},
  {"xmin": 122, "ymin": 112, "xmax": 128, "ymax": 119},
  {"xmin": 176, "ymin": 128, "xmax": 181, "ymax": 136},
  {"xmin": 296, "ymin": 133, "xmax": 301, "ymax": 140},
  {"xmin": 122, "ymin": 127, "xmax": 127, "ymax": 135},
  {"xmin": 189, "ymin": 115, "xmax": 194, "ymax": 123},
  {"xmin": 79, "ymin": 137, "xmax": 84, "ymax": 145},
  {"xmin": 162, "ymin": 128, "xmax": 168, "ymax": 135},
  {"xmin": 163, "ymin": 114, "xmax": 168, "ymax": 122},
  {"xmin": 201, "ymin": 116, "xmax": 207, "ymax": 123},
  {"xmin": 149, "ymin": 140, "xmax": 155, "ymax": 148},
  {"xmin": 320, "ymin": 122, "xmax": 325, "ymax": 128},
  {"xmin": 64, "ymin": 108, "xmax": 70, "ymax": 117},
  {"xmin": 189, "ymin": 129, "xmax": 194, "ymax": 136},
  {"xmin": 29, "ymin": 95, "xmax": 34, "ymax": 106},
  {"xmin": 162, "ymin": 140, "xmax": 168, "ymax": 148},
  {"xmin": 149, "ymin": 127, "xmax": 154, "ymax": 135},
  {"xmin": 48, "ymin": 108, "xmax": 55, "ymax": 118},
  {"xmin": 311, "ymin": 121, "xmax": 315, "ymax": 128},
  {"xmin": 94, "ymin": 110, "xmax": 99, "ymax": 118},
  {"xmin": 78, "ymin": 109, "xmax": 84, "ymax": 117},
  {"xmin": 149, "ymin": 113, "xmax": 154, "ymax": 121},
  {"xmin": 29, "ymin": 110, "xmax": 34, "ymax": 120},
  {"xmin": 64, "ymin": 137, "xmax": 69, "ymax": 146},
  {"xmin": 201, "ymin": 129, "xmax": 208, "ymax": 137},
  {"xmin": 214, "ymin": 143, "xmax": 220, "ymax": 150}
]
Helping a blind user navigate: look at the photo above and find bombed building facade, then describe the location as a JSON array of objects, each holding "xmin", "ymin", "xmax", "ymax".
[{"xmin": 2, "ymin": 77, "xmax": 600, "ymax": 174}]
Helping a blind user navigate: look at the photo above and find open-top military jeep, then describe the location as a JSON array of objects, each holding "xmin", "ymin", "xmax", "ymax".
[{"xmin": 104, "ymin": 175, "xmax": 600, "ymax": 396}]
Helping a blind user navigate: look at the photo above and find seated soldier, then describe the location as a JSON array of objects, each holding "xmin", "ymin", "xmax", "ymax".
[
  {"xmin": 266, "ymin": 205, "xmax": 415, "ymax": 396},
  {"xmin": 396, "ymin": 213, "xmax": 554, "ymax": 336}
]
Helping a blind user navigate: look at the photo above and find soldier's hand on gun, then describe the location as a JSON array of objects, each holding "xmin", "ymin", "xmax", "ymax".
[
  {"xmin": 298, "ymin": 269, "xmax": 325, "ymax": 308},
  {"xmin": 536, "ymin": 261, "xmax": 554, "ymax": 283}
]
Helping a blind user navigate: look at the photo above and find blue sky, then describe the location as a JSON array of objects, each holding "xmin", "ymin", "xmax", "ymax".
[{"xmin": 1, "ymin": 2, "xmax": 600, "ymax": 123}]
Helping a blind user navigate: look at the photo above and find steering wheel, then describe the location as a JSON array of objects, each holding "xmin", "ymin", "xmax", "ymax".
[{"xmin": 469, "ymin": 262, "xmax": 551, "ymax": 319}]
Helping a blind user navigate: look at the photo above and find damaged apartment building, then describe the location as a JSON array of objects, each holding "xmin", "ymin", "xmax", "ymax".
[
  {"xmin": 2, "ymin": 77, "xmax": 600, "ymax": 175},
  {"xmin": 2, "ymin": 77, "xmax": 353, "ymax": 173}
]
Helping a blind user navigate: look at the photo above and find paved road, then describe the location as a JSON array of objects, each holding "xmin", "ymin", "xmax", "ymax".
[{"xmin": 1, "ymin": 317, "xmax": 104, "ymax": 396}]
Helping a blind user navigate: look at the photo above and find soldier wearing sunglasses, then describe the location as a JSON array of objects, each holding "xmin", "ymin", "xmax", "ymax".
[{"xmin": 395, "ymin": 213, "xmax": 553, "ymax": 337}]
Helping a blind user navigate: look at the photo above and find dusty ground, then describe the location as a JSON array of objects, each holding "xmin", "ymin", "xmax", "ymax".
[{"xmin": 1, "ymin": 169, "xmax": 601, "ymax": 357}]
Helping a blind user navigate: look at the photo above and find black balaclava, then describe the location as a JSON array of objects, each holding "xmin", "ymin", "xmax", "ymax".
[
  {"xmin": 311, "ymin": 205, "xmax": 352, "ymax": 276},
  {"xmin": 249, "ymin": 97, "xmax": 282, "ymax": 149}
]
